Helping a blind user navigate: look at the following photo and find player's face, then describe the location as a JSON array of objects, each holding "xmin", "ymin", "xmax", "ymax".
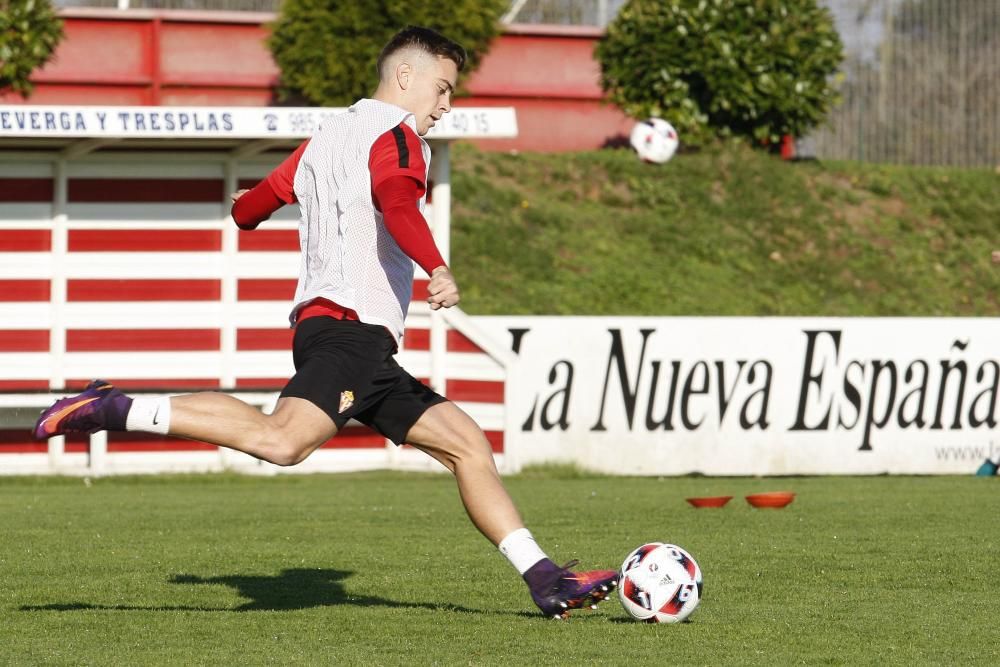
[{"xmin": 409, "ymin": 56, "xmax": 457, "ymax": 136}]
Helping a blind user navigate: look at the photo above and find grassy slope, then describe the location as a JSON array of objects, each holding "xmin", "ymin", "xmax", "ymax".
[
  {"xmin": 1, "ymin": 473, "xmax": 997, "ymax": 665},
  {"xmin": 450, "ymin": 142, "xmax": 999, "ymax": 316}
]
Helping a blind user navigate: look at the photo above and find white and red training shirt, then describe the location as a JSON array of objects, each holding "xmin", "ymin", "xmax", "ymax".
[{"xmin": 231, "ymin": 99, "xmax": 446, "ymax": 344}]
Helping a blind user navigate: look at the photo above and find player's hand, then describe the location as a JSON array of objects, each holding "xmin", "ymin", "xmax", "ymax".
[
  {"xmin": 427, "ymin": 266, "xmax": 460, "ymax": 310},
  {"xmin": 230, "ymin": 189, "xmax": 249, "ymax": 203},
  {"xmin": 992, "ymin": 250, "xmax": 1000, "ymax": 265}
]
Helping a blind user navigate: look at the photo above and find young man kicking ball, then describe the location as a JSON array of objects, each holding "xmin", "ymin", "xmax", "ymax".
[{"xmin": 34, "ymin": 25, "xmax": 616, "ymax": 619}]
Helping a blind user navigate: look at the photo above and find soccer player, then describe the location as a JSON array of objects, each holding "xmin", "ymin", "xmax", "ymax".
[{"xmin": 33, "ymin": 26, "xmax": 616, "ymax": 619}]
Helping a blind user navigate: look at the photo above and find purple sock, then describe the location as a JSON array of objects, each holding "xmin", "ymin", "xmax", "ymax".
[
  {"xmin": 104, "ymin": 393, "xmax": 133, "ymax": 431},
  {"xmin": 523, "ymin": 558, "xmax": 561, "ymax": 591}
]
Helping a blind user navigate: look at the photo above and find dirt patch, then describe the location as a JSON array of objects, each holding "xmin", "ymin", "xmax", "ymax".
[{"xmin": 711, "ymin": 180, "xmax": 726, "ymax": 204}]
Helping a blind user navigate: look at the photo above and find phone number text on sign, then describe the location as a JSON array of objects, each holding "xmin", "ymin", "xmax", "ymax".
[
  {"xmin": 425, "ymin": 111, "xmax": 491, "ymax": 137},
  {"xmin": 283, "ymin": 111, "xmax": 342, "ymax": 134},
  {"xmin": 273, "ymin": 109, "xmax": 507, "ymax": 139}
]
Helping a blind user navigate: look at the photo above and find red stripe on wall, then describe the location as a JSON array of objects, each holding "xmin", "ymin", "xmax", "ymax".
[
  {"xmin": 404, "ymin": 328, "xmax": 429, "ymax": 351},
  {"xmin": 66, "ymin": 329, "xmax": 220, "ymax": 351},
  {"xmin": 321, "ymin": 425, "xmax": 386, "ymax": 449},
  {"xmin": 67, "ymin": 279, "xmax": 221, "ymax": 301},
  {"xmin": 0, "ymin": 330, "xmax": 49, "ymax": 352},
  {"xmin": 400, "ymin": 329, "xmax": 484, "ymax": 354},
  {"xmin": 401, "ymin": 377, "xmax": 502, "ymax": 403},
  {"xmin": 238, "ymin": 229, "xmax": 299, "ymax": 251},
  {"xmin": 106, "ymin": 432, "xmax": 217, "ymax": 452},
  {"xmin": 0, "ymin": 279, "xmax": 51, "ymax": 301},
  {"xmin": 68, "ymin": 229, "xmax": 221, "ymax": 252},
  {"xmin": 66, "ymin": 378, "xmax": 221, "ymax": 390},
  {"xmin": 0, "ymin": 379, "xmax": 50, "ymax": 390},
  {"xmin": 411, "ymin": 279, "xmax": 429, "ymax": 301},
  {"xmin": 484, "ymin": 430, "xmax": 504, "ymax": 453},
  {"xmin": 236, "ymin": 328, "xmax": 293, "ymax": 350},
  {"xmin": 68, "ymin": 178, "xmax": 224, "ymax": 203},
  {"xmin": 0, "ymin": 430, "xmax": 46, "ymax": 454},
  {"xmin": 238, "ymin": 278, "xmax": 296, "ymax": 301},
  {"xmin": 0, "ymin": 178, "xmax": 54, "ymax": 202},
  {"xmin": 0, "ymin": 229, "xmax": 51, "ymax": 252},
  {"xmin": 445, "ymin": 380, "xmax": 504, "ymax": 404},
  {"xmin": 447, "ymin": 330, "xmax": 482, "ymax": 353},
  {"xmin": 235, "ymin": 377, "xmax": 288, "ymax": 389},
  {"xmin": 0, "ymin": 432, "xmax": 88, "ymax": 454}
]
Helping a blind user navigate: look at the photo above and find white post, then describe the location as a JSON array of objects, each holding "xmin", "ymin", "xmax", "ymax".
[
  {"xmin": 89, "ymin": 430, "xmax": 107, "ymax": 475},
  {"xmin": 428, "ymin": 142, "xmax": 451, "ymax": 396},
  {"xmin": 219, "ymin": 159, "xmax": 243, "ymax": 470},
  {"xmin": 430, "ymin": 142, "xmax": 451, "ymax": 264},
  {"xmin": 50, "ymin": 159, "xmax": 68, "ymax": 391},
  {"xmin": 47, "ymin": 436, "xmax": 65, "ymax": 471},
  {"xmin": 220, "ymin": 159, "xmax": 239, "ymax": 390},
  {"xmin": 48, "ymin": 158, "xmax": 69, "ymax": 472}
]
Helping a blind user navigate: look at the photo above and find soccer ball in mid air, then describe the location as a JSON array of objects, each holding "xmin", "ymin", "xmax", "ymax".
[
  {"xmin": 629, "ymin": 118, "xmax": 679, "ymax": 164},
  {"xmin": 618, "ymin": 542, "xmax": 702, "ymax": 623}
]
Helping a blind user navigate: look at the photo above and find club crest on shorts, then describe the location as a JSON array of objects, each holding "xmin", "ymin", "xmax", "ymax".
[{"xmin": 338, "ymin": 390, "xmax": 355, "ymax": 413}]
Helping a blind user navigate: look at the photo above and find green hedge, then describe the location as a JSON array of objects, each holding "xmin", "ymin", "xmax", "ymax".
[
  {"xmin": 0, "ymin": 0, "xmax": 63, "ymax": 97},
  {"xmin": 596, "ymin": 0, "xmax": 844, "ymax": 147},
  {"xmin": 269, "ymin": 0, "xmax": 507, "ymax": 106}
]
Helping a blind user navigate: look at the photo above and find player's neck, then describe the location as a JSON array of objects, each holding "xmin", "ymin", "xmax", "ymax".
[{"xmin": 372, "ymin": 85, "xmax": 407, "ymax": 112}]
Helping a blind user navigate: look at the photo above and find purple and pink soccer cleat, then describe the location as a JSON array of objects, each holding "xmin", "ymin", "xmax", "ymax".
[
  {"xmin": 526, "ymin": 559, "xmax": 619, "ymax": 619},
  {"xmin": 32, "ymin": 380, "xmax": 132, "ymax": 440}
]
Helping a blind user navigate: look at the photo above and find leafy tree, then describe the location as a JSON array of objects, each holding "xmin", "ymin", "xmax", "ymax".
[
  {"xmin": 268, "ymin": 0, "xmax": 507, "ymax": 106},
  {"xmin": 596, "ymin": 0, "xmax": 844, "ymax": 147},
  {"xmin": 0, "ymin": 0, "xmax": 64, "ymax": 97}
]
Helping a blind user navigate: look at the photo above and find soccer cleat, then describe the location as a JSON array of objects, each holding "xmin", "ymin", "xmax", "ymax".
[
  {"xmin": 528, "ymin": 560, "xmax": 619, "ymax": 619},
  {"xmin": 32, "ymin": 380, "xmax": 132, "ymax": 440}
]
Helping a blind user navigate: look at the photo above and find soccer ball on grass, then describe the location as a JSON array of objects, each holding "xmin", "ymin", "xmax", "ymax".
[
  {"xmin": 629, "ymin": 118, "xmax": 679, "ymax": 164},
  {"xmin": 618, "ymin": 542, "xmax": 702, "ymax": 623}
]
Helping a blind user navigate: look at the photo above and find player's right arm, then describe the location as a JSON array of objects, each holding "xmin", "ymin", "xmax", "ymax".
[{"xmin": 230, "ymin": 139, "xmax": 309, "ymax": 230}]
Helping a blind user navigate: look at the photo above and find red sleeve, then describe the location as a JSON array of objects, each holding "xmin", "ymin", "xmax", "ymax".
[
  {"xmin": 369, "ymin": 124, "xmax": 426, "ymax": 195},
  {"xmin": 231, "ymin": 179, "xmax": 284, "ymax": 231},
  {"xmin": 373, "ymin": 175, "xmax": 445, "ymax": 275},
  {"xmin": 231, "ymin": 139, "xmax": 308, "ymax": 230},
  {"xmin": 265, "ymin": 139, "xmax": 309, "ymax": 204}
]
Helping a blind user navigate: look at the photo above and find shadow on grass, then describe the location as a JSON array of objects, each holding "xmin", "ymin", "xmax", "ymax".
[{"xmin": 20, "ymin": 568, "xmax": 480, "ymax": 614}]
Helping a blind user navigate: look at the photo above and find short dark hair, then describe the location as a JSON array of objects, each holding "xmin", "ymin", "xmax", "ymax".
[{"xmin": 377, "ymin": 26, "xmax": 467, "ymax": 79}]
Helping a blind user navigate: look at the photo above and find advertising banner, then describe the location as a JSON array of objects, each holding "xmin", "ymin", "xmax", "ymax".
[
  {"xmin": 0, "ymin": 105, "xmax": 517, "ymax": 140},
  {"xmin": 476, "ymin": 317, "xmax": 1000, "ymax": 475}
]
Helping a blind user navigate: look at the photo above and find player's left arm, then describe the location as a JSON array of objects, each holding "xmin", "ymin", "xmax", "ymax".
[
  {"xmin": 373, "ymin": 176, "xmax": 458, "ymax": 309},
  {"xmin": 370, "ymin": 124, "xmax": 459, "ymax": 309}
]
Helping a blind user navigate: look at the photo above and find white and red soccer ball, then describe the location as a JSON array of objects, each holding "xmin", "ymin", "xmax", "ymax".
[
  {"xmin": 629, "ymin": 117, "xmax": 679, "ymax": 164},
  {"xmin": 618, "ymin": 542, "xmax": 702, "ymax": 623}
]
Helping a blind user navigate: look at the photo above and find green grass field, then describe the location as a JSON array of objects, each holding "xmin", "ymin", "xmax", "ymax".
[
  {"xmin": 451, "ymin": 143, "xmax": 1000, "ymax": 317},
  {"xmin": 1, "ymin": 471, "xmax": 997, "ymax": 665}
]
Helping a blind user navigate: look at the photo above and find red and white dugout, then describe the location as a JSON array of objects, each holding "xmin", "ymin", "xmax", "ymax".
[{"xmin": 0, "ymin": 104, "xmax": 519, "ymax": 476}]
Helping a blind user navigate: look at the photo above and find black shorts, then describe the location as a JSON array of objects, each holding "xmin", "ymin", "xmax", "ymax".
[{"xmin": 280, "ymin": 316, "xmax": 447, "ymax": 445}]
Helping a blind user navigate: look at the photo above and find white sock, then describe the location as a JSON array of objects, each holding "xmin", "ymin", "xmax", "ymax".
[
  {"xmin": 126, "ymin": 396, "xmax": 171, "ymax": 435},
  {"xmin": 498, "ymin": 528, "xmax": 548, "ymax": 574}
]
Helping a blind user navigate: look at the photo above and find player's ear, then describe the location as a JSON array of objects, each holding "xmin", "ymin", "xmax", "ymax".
[{"xmin": 395, "ymin": 61, "xmax": 412, "ymax": 91}]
